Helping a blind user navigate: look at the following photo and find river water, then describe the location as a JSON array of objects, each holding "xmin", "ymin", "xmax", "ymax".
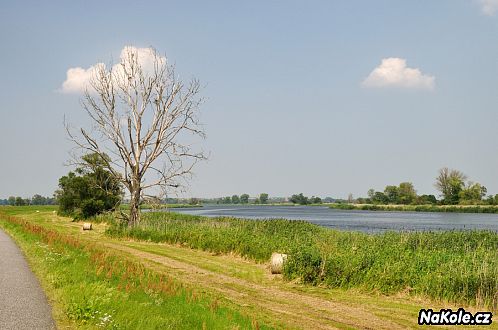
[{"xmin": 170, "ymin": 205, "xmax": 498, "ymax": 232}]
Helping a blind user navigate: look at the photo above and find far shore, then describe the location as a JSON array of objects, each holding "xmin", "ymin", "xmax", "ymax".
[
  {"xmin": 328, "ymin": 203, "xmax": 498, "ymax": 214},
  {"xmin": 116, "ymin": 202, "xmax": 498, "ymax": 215}
]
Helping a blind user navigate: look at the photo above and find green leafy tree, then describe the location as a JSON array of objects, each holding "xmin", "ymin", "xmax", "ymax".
[
  {"xmin": 384, "ymin": 185, "xmax": 399, "ymax": 204},
  {"xmin": 56, "ymin": 153, "xmax": 123, "ymax": 219},
  {"xmin": 31, "ymin": 194, "xmax": 47, "ymax": 205},
  {"xmin": 231, "ymin": 195, "xmax": 240, "ymax": 204},
  {"xmin": 290, "ymin": 193, "xmax": 310, "ymax": 205},
  {"xmin": 240, "ymin": 194, "xmax": 249, "ymax": 204},
  {"xmin": 417, "ymin": 194, "xmax": 437, "ymax": 204},
  {"xmin": 459, "ymin": 183, "xmax": 487, "ymax": 204},
  {"xmin": 14, "ymin": 197, "xmax": 26, "ymax": 206},
  {"xmin": 435, "ymin": 168, "xmax": 467, "ymax": 205},
  {"xmin": 398, "ymin": 182, "xmax": 417, "ymax": 204},
  {"xmin": 8, "ymin": 196, "xmax": 15, "ymax": 206},
  {"xmin": 356, "ymin": 197, "xmax": 370, "ymax": 204},
  {"xmin": 367, "ymin": 189, "xmax": 375, "ymax": 200},
  {"xmin": 259, "ymin": 193, "xmax": 269, "ymax": 204},
  {"xmin": 223, "ymin": 196, "xmax": 232, "ymax": 204},
  {"xmin": 371, "ymin": 191, "xmax": 388, "ymax": 204}
]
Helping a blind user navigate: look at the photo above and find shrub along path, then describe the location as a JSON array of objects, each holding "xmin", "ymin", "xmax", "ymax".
[{"xmin": 0, "ymin": 228, "xmax": 55, "ymax": 330}]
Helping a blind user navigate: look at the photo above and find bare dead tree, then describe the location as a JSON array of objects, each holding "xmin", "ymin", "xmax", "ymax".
[{"xmin": 67, "ymin": 47, "xmax": 206, "ymax": 226}]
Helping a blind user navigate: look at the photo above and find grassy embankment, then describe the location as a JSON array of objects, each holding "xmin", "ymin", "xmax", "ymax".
[
  {"xmin": 0, "ymin": 206, "xmax": 267, "ymax": 329},
  {"xmin": 105, "ymin": 211, "xmax": 498, "ymax": 310},
  {"xmin": 1, "ymin": 206, "xmax": 497, "ymax": 328},
  {"xmin": 328, "ymin": 203, "xmax": 498, "ymax": 213}
]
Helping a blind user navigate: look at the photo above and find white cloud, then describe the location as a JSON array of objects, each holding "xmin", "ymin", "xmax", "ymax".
[
  {"xmin": 361, "ymin": 58, "xmax": 435, "ymax": 90},
  {"xmin": 60, "ymin": 63, "xmax": 104, "ymax": 93},
  {"xmin": 478, "ymin": 0, "xmax": 498, "ymax": 15},
  {"xmin": 60, "ymin": 46, "xmax": 165, "ymax": 94}
]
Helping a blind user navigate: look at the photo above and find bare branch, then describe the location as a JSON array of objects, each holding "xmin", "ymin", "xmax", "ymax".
[{"xmin": 66, "ymin": 46, "xmax": 206, "ymax": 225}]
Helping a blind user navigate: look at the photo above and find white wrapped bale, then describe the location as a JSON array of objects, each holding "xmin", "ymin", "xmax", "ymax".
[
  {"xmin": 82, "ymin": 223, "xmax": 92, "ymax": 231},
  {"xmin": 270, "ymin": 253, "xmax": 288, "ymax": 274}
]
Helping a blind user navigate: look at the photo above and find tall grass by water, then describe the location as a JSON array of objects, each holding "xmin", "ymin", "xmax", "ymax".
[{"xmin": 105, "ymin": 211, "xmax": 498, "ymax": 310}]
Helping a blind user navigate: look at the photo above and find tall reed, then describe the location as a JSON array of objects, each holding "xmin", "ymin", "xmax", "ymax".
[{"xmin": 106, "ymin": 211, "xmax": 498, "ymax": 310}]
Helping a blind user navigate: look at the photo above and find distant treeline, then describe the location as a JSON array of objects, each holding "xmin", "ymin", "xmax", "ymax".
[
  {"xmin": 213, "ymin": 193, "xmax": 267, "ymax": 204},
  {"xmin": 205, "ymin": 193, "xmax": 336, "ymax": 205},
  {"xmin": 352, "ymin": 168, "xmax": 497, "ymax": 206},
  {"xmin": 0, "ymin": 195, "xmax": 56, "ymax": 206}
]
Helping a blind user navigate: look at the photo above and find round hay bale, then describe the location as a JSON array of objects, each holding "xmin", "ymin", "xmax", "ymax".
[
  {"xmin": 82, "ymin": 223, "xmax": 92, "ymax": 231},
  {"xmin": 270, "ymin": 253, "xmax": 288, "ymax": 274}
]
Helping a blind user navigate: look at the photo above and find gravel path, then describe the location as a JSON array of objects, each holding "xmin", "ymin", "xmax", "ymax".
[{"xmin": 0, "ymin": 228, "xmax": 55, "ymax": 330}]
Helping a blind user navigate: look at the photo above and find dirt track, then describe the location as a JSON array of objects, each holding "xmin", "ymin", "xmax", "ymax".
[{"xmin": 104, "ymin": 240, "xmax": 417, "ymax": 329}]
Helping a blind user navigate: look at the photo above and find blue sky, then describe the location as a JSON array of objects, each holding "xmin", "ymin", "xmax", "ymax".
[{"xmin": 0, "ymin": 1, "xmax": 497, "ymax": 199}]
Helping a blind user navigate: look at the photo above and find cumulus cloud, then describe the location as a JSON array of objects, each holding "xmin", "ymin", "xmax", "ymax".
[
  {"xmin": 60, "ymin": 46, "xmax": 165, "ymax": 94},
  {"xmin": 60, "ymin": 63, "xmax": 104, "ymax": 93},
  {"xmin": 478, "ymin": 0, "xmax": 498, "ymax": 15},
  {"xmin": 361, "ymin": 58, "xmax": 435, "ymax": 90}
]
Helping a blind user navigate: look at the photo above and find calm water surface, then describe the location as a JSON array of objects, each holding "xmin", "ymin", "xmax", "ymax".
[{"xmin": 171, "ymin": 205, "xmax": 498, "ymax": 232}]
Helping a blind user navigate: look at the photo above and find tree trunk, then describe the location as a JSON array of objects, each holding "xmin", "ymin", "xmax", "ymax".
[{"xmin": 129, "ymin": 185, "xmax": 141, "ymax": 227}]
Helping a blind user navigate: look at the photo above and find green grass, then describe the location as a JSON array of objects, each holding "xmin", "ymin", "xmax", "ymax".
[
  {"xmin": 329, "ymin": 203, "xmax": 498, "ymax": 213},
  {"xmin": 104, "ymin": 212, "xmax": 323, "ymax": 261},
  {"xmin": 105, "ymin": 211, "xmax": 498, "ymax": 310},
  {"xmin": 0, "ymin": 210, "xmax": 269, "ymax": 329}
]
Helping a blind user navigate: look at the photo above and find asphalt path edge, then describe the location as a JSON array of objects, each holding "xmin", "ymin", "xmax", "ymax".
[{"xmin": 0, "ymin": 228, "xmax": 56, "ymax": 330}]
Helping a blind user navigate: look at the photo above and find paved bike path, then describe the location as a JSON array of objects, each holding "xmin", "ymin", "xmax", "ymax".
[{"xmin": 0, "ymin": 228, "xmax": 55, "ymax": 329}]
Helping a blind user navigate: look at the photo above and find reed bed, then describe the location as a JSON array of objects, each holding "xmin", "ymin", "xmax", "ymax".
[{"xmin": 105, "ymin": 211, "xmax": 498, "ymax": 310}]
